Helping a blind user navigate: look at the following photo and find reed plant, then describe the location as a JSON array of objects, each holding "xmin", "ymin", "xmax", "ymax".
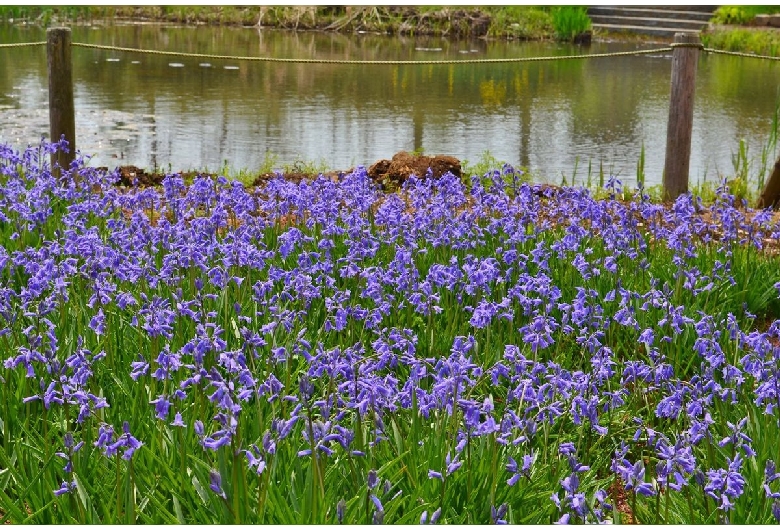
[{"xmin": 550, "ymin": 6, "xmax": 592, "ymax": 42}]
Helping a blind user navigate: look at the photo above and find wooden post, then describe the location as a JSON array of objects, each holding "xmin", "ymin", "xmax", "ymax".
[
  {"xmin": 662, "ymin": 33, "xmax": 701, "ymax": 201},
  {"xmin": 47, "ymin": 27, "xmax": 75, "ymax": 174},
  {"xmin": 757, "ymin": 155, "xmax": 780, "ymax": 209}
]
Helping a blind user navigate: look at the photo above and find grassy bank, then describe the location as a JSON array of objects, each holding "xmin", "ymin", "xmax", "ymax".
[
  {"xmin": 0, "ymin": 5, "xmax": 593, "ymax": 41},
  {"xmin": 702, "ymin": 5, "xmax": 780, "ymax": 57},
  {"xmin": 702, "ymin": 26, "xmax": 780, "ymax": 57}
]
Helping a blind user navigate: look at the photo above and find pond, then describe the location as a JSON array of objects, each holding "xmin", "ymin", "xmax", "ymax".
[{"xmin": 1, "ymin": 22, "xmax": 779, "ymax": 187}]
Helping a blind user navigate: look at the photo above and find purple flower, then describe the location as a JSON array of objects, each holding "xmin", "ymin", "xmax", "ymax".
[
  {"xmin": 445, "ymin": 452, "xmax": 462, "ymax": 476},
  {"xmin": 139, "ymin": 295, "xmax": 176, "ymax": 339},
  {"xmin": 559, "ymin": 442, "xmax": 577, "ymax": 456},
  {"xmin": 704, "ymin": 454, "xmax": 746, "ymax": 511},
  {"xmin": 370, "ymin": 494, "xmax": 383, "ymax": 513},
  {"xmin": 130, "ymin": 356, "xmax": 149, "ymax": 381},
  {"xmin": 245, "ymin": 446, "xmax": 266, "ymax": 475},
  {"xmin": 150, "ymin": 395, "xmax": 171, "ymax": 420},
  {"xmin": 209, "ymin": 470, "xmax": 226, "ymax": 499},
  {"xmin": 170, "ymin": 411, "xmax": 186, "ymax": 428},
  {"xmin": 655, "ymin": 437, "xmax": 695, "ymax": 491},
  {"xmin": 491, "ymin": 503, "xmax": 508, "ymax": 524},
  {"xmin": 89, "ymin": 308, "xmax": 106, "ymax": 335},
  {"xmin": 94, "ymin": 424, "xmax": 115, "ymax": 453},
  {"xmin": 612, "ymin": 443, "xmax": 656, "ymax": 497},
  {"xmin": 718, "ymin": 417, "xmax": 756, "ymax": 458},
  {"xmin": 506, "ymin": 455, "xmax": 529, "ymax": 486},
  {"xmin": 103, "ymin": 421, "xmax": 143, "ymax": 461},
  {"xmin": 53, "ymin": 480, "xmax": 76, "ymax": 496},
  {"xmin": 428, "ymin": 507, "xmax": 442, "ymax": 524},
  {"xmin": 367, "ymin": 469, "xmax": 379, "ymax": 490},
  {"xmin": 336, "ymin": 499, "xmax": 346, "ymax": 524},
  {"xmin": 519, "ymin": 314, "xmax": 557, "ymax": 352}
]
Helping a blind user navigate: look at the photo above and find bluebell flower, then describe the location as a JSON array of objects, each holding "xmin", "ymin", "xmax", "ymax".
[
  {"xmin": 370, "ymin": 494, "xmax": 383, "ymax": 513},
  {"xmin": 612, "ymin": 443, "xmax": 656, "ymax": 497},
  {"xmin": 427, "ymin": 470, "xmax": 443, "ymax": 481},
  {"xmin": 209, "ymin": 470, "xmax": 226, "ymax": 499},
  {"xmin": 704, "ymin": 454, "xmax": 746, "ymax": 511},
  {"xmin": 491, "ymin": 503, "xmax": 508, "ymax": 524},
  {"xmin": 367, "ymin": 469, "xmax": 379, "ymax": 490},
  {"xmin": 245, "ymin": 446, "xmax": 266, "ymax": 475},
  {"xmin": 718, "ymin": 417, "xmax": 756, "ymax": 458},
  {"xmin": 150, "ymin": 395, "xmax": 171, "ymax": 420},
  {"xmin": 88, "ymin": 308, "xmax": 106, "ymax": 335},
  {"xmin": 53, "ymin": 480, "xmax": 77, "ymax": 496},
  {"xmin": 170, "ymin": 411, "xmax": 186, "ymax": 428}
]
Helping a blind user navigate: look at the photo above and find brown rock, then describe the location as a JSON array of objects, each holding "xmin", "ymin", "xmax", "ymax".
[
  {"xmin": 367, "ymin": 151, "xmax": 461, "ymax": 189},
  {"xmin": 111, "ymin": 165, "xmax": 165, "ymax": 187}
]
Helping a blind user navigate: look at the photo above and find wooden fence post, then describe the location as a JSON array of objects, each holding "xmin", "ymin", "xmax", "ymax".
[
  {"xmin": 47, "ymin": 27, "xmax": 75, "ymax": 174},
  {"xmin": 757, "ymin": 155, "xmax": 780, "ymax": 209},
  {"xmin": 662, "ymin": 33, "xmax": 701, "ymax": 201}
]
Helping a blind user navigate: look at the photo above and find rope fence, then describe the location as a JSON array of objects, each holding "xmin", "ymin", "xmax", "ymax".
[
  {"xmin": 4, "ymin": 28, "xmax": 780, "ymax": 202},
  {"xmin": 71, "ymin": 42, "xmax": 677, "ymax": 64},
  {"xmin": 0, "ymin": 40, "xmax": 46, "ymax": 48},
  {"xmin": 4, "ymin": 39, "xmax": 780, "ymax": 62}
]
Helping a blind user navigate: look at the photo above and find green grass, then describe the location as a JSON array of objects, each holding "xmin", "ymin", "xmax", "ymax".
[
  {"xmin": 710, "ymin": 5, "xmax": 780, "ymax": 25},
  {"xmin": 702, "ymin": 27, "xmax": 780, "ymax": 57}
]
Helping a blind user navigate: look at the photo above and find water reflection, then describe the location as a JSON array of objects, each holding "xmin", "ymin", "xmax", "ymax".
[{"xmin": 1, "ymin": 23, "xmax": 779, "ymax": 186}]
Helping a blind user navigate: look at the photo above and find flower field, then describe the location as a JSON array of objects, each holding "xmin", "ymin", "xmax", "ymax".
[{"xmin": 4, "ymin": 140, "xmax": 780, "ymax": 523}]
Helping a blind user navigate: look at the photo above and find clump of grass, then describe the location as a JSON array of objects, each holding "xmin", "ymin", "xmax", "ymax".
[
  {"xmin": 278, "ymin": 157, "xmax": 329, "ymax": 176},
  {"xmin": 550, "ymin": 6, "xmax": 591, "ymax": 42},
  {"xmin": 462, "ymin": 150, "xmax": 507, "ymax": 179},
  {"xmin": 462, "ymin": 150, "xmax": 535, "ymax": 192},
  {"xmin": 485, "ymin": 6, "xmax": 555, "ymax": 39}
]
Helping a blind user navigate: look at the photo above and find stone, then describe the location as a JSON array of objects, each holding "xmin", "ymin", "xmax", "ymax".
[{"xmin": 755, "ymin": 14, "xmax": 780, "ymax": 28}]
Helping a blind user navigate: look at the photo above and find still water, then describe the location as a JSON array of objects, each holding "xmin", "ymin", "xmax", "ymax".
[{"xmin": 1, "ymin": 23, "xmax": 779, "ymax": 187}]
